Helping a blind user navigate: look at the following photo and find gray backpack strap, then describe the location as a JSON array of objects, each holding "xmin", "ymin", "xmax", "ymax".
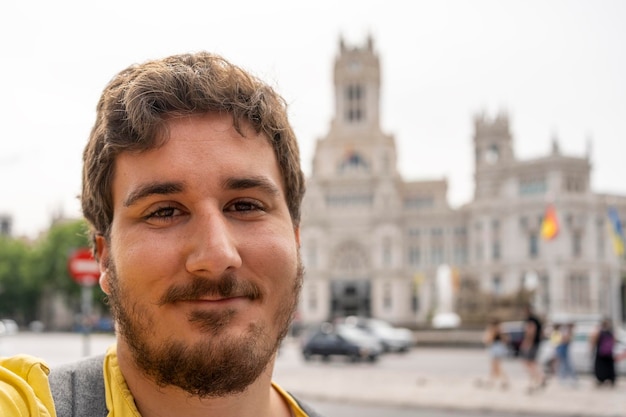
[
  {"xmin": 49, "ymin": 355, "xmax": 108, "ymax": 417},
  {"xmin": 48, "ymin": 355, "xmax": 322, "ymax": 417}
]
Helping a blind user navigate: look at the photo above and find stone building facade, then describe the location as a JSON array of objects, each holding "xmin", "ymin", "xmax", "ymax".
[{"xmin": 298, "ymin": 36, "xmax": 626, "ymax": 328}]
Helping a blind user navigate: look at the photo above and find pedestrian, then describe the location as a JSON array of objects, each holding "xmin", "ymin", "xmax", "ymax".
[
  {"xmin": 519, "ymin": 303, "xmax": 547, "ymax": 393},
  {"xmin": 555, "ymin": 322, "xmax": 578, "ymax": 387},
  {"xmin": 478, "ymin": 317, "xmax": 509, "ymax": 389},
  {"xmin": 544, "ymin": 323, "xmax": 562, "ymax": 376},
  {"xmin": 590, "ymin": 318, "xmax": 617, "ymax": 387},
  {"xmin": 0, "ymin": 51, "xmax": 324, "ymax": 417}
]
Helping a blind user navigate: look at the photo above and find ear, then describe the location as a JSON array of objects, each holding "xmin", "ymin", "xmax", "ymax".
[
  {"xmin": 294, "ymin": 226, "xmax": 301, "ymax": 247},
  {"xmin": 95, "ymin": 235, "xmax": 111, "ymax": 295}
]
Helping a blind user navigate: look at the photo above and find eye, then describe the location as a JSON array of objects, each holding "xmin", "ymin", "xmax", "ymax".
[
  {"xmin": 226, "ymin": 199, "xmax": 266, "ymax": 215},
  {"xmin": 144, "ymin": 206, "xmax": 183, "ymax": 222}
]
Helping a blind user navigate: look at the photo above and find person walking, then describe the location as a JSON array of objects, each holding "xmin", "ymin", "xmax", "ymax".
[
  {"xmin": 590, "ymin": 318, "xmax": 617, "ymax": 387},
  {"xmin": 519, "ymin": 303, "xmax": 546, "ymax": 393},
  {"xmin": 479, "ymin": 318, "xmax": 510, "ymax": 389},
  {"xmin": 555, "ymin": 322, "xmax": 578, "ymax": 387},
  {"xmin": 545, "ymin": 323, "xmax": 562, "ymax": 377}
]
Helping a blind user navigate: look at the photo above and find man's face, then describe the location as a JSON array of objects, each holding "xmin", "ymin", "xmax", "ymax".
[{"xmin": 96, "ymin": 112, "xmax": 302, "ymax": 397}]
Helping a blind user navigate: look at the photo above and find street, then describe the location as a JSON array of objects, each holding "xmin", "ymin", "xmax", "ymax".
[{"xmin": 1, "ymin": 332, "xmax": 625, "ymax": 417}]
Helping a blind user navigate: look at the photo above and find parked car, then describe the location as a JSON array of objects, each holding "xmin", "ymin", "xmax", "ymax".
[
  {"xmin": 0, "ymin": 319, "xmax": 19, "ymax": 336},
  {"xmin": 500, "ymin": 320, "xmax": 525, "ymax": 357},
  {"xmin": 339, "ymin": 316, "xmax": 414, "ymax": 353},
  {"xmin": 301, "ymin": 322, "xmax": 383, "ymax": 362},
  {"xmin": 538, "ymin": 321, "xmax": 626, "ymax": 375}
]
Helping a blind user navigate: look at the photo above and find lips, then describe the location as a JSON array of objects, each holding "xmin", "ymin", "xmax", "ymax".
[{"xmin": 181, "ymin": 295, "xmax": 248, "ymax": 305}]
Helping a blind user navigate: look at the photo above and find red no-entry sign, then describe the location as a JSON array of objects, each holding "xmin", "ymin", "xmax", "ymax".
[{"xmin": 67, "ymin": 248, "xmax": 100, "ymax": 286}]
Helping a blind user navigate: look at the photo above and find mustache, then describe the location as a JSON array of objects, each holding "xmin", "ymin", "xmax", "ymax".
[{"xmin": 157, "ymin": 274, "xmax": 262, "ymax": 305}]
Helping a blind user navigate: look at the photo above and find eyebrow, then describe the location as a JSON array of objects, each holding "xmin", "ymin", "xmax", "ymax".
[
  {"xmin": 123, "ymin": 181, "xmax": 185, "ymax": 207},
  {"xmin": 222, "ymin": 176, "xmax": 281, "ymax": 197},
  {"xmin": 122, "ymin": 176, "xmax": 281, "ymax": 208}
]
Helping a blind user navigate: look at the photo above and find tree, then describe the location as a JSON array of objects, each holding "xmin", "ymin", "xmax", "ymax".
[
  {"xmin": 31, "ymin": 220, "xmax": 109, "ymax": 327},
  {"xmin": 0, "ymin": 219, "xmax": 109, "ymax": 328},
  {"xmin": 0, "ymin": 237, "xmax": 37, "ymax": 323}
]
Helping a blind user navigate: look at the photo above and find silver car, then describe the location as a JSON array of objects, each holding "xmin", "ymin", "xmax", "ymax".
[{"xmin": 340, "ymin": 316, "xmax": 414, "ymax": 353}]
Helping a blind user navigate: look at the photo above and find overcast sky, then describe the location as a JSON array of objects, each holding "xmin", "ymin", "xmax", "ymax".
[{"xmin": 1, "ymin": 0, "xmax": 625, "ymax": 238}]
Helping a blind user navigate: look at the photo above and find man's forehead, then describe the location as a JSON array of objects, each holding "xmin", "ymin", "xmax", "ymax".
[{"xmin": 161, "ymin": 112, "xmax": 260, "ymax": 140}]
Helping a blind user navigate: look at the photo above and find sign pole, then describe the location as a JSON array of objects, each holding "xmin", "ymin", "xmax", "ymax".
[
  {"xmin": 67, "ymin": 247, "xmax": 101, "ymax": 357},
  {"xmin": 81, "ymin": 283, "xmax": 94, "ymax": 356}
]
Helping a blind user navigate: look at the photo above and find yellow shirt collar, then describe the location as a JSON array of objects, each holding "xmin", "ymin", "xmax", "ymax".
[{"xmin": 103, "ymin": 344, "xmax": 308, "ymax": 417}]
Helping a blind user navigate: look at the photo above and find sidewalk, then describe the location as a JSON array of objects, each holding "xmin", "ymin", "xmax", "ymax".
[
  {"xmin": 274, "ymin": 342, "xmax": 626, "ymax": 417},
  {"xmin": 279, "ymin": 369, "xmax": 625, "ymax": 416}
]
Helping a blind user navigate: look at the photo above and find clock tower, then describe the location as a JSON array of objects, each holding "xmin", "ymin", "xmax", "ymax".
[
  {"xmin": 473, "ymin": 112, "xmax": 515, "ymax": 199},
  {"xmin": 311, "ymin": 35, "xmax": 398, "ymax": 180}
]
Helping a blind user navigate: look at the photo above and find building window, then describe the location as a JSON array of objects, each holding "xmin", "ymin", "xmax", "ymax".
[
  {"xmin": 492, "ymin": 241, "xmax": 501, "ymax": 261},
  {"xmin": 519, "ymin": 216, "xmax": 528, "ymax": 229},
  {"xmin": 565, "ymin": 176, "xmax": 585, "ymax": 193},
  {"xmin": 598, "ymin": 274, "xmax": 611, "ymax": 315},
  {"xmin": 345, "ymin": 84, "xmax": 365, "ymax": 123},
  {"xmin": 431, "ymin": 246, "xmax": 444, "ymax": 265},
  {"xmin": 408, "ymin": 228, "xmax": 421, "ymax": 237},
  {"xmin": 325, "ymin": 193, "xmax": 373, "ymax": 207},
  {"xmin": 529, "ymin": 233, "xmax": 539, "ymax": 258},
  {"xmin": 453, "ymin": 245, "xmax": 468, "ymax": 265},
  {"xmin": 382, "ymin": 237, "xmax": 392, "ymax": 267},
  {"xmin": 572, "ymin": 231, "xmax": 582, "ymax": 258},
  {"xmin": 519, "ymin": 177, "xmax": 547, "ymax": 196},
  {"xmin": 408, "ymin": 246, "xmax": 421, "ymax": 266},
  {"xmin": 492, "ymin": 275, "xmax": 502, "ymax": 296},
  {"xmin": 346, "ymin": 84, "xmax": 363, "ymax": 100},
  {"xmin": 566, "ymin": 273, "xmax": 590, "ymax": 309},
  {"xmin": 475, "ymin": 243, "xmax": 483, "ymax": 262},
  {"xmin": 383, "ymin": 283, "xmax": 392, "ymax": 310},
  {"xmin": 404, "ymin": 196, "xmax": 434, "ymax": 209}
]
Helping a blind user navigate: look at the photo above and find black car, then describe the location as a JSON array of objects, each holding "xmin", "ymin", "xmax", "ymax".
[{"xmin": 301, "ymin": 323, "xmax": 383, "ymax": 362}]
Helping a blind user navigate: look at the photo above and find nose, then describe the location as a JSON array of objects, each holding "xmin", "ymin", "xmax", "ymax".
[{"xmin": 185, "ymin": 211, "xmax": 242, "ymax": 276}]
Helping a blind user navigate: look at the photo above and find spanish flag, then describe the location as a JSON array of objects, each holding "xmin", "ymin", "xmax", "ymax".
[
  {"xmin": 607, "ymin": 207, "xmax": 625, "ymax": 256},
  {"xmin": 541, "ymin": 204, "xmax": 559, "ymax": 240}
]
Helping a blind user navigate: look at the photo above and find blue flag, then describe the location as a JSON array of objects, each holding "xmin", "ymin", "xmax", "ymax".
[{"xmin": 607, "ymin": 207, "xmax": 625, "ymax": 256}]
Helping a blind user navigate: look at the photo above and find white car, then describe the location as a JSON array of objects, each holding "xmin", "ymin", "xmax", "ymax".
[
  {"xmin": 538, "ymin": 322, "xmax": 626, "ymax": 375},
  {"xmin": 340, "ymin": 316, "xmax": 414, "ymax": 353},
  {"xmin": 0, "ymin": 319, "xmax": 19, "ymax": 336}
]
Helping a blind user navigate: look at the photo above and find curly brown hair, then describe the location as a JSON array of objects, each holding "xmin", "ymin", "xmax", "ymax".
[{"xmin": 81, "ymin": 52, "xmax": 305, "ymax": 244}]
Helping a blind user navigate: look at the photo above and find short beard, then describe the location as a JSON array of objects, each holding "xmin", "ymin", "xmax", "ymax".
[{"xmin": 105, "ymin": 257, "xmax": 303, "ymax": 398}]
